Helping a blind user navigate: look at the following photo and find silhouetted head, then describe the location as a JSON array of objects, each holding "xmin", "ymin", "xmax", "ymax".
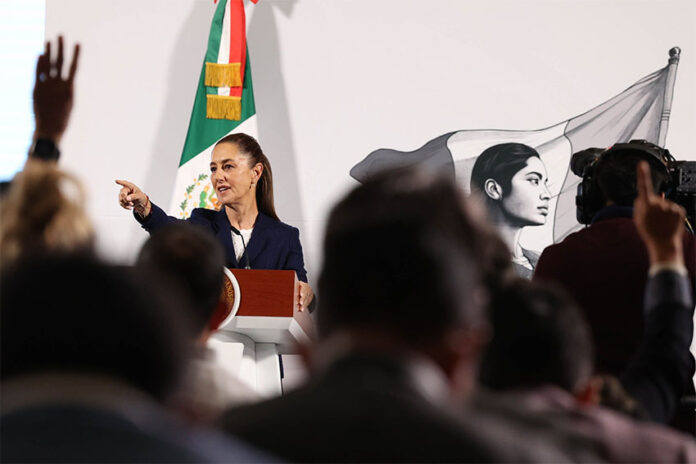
[
  {"xmin": 319, "ymin": 167, "xmax": 502, "ymax": 351},
  {"xmin": 595, "ymin": 143, "xmax": 670, "ymax": 207},
  {"xmin": 0, "ymin": 162, "xmax": 94, "ymax": 266},
  {"xmin": 1, "ymin": 253, "xmax": 191, "ymax": 401},
  {"xmin": 470, "ymin": 143, "xmax": 551, "ymax": 227},
  {"xmin": 136, "ymin": 222, "xmax": 225, "ymax": 336},
  {"xmin": 479, "ymin": 279, "xmax": 593, "ymax": 392}
]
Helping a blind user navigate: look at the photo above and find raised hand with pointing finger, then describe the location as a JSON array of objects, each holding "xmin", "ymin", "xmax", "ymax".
[
  {"xmin": 116, "ymin": 180, "xmax": 151, "ymax": 218},
  {"xmin": 633, "ymin": 161, "xmax": 686, "ymax": 268}
]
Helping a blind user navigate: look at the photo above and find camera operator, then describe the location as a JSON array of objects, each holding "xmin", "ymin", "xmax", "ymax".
[{"xmin": 533, "ymin": 141, "xmax": 696, "ymax": 432}]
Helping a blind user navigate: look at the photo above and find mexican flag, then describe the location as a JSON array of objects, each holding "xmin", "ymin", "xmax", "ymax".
[
  {"xmin": 169, "ymin": 0, "xmax": 258, "ymax": 218},
  {"xmin": 350, "ymin": 48, "xmax": 682, "ymax": 253}
]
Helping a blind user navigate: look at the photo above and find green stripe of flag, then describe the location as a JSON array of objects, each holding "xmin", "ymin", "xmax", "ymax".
[{"xmin": 179, "ymin": 1, "xmax": 256, "ymax": 166}]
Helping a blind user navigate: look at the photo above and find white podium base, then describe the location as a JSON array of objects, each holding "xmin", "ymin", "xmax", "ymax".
[{"xmin": 210, "ymin": 332, "xmax": 282, "ymax": 398}]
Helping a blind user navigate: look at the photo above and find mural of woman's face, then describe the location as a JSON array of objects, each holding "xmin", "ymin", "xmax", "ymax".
[{"xmin": 499, "ymin": 156, "xmax": 551, "ymax": 227}]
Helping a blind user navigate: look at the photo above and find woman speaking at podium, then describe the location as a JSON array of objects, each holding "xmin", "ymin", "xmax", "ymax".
[{"xmin": 116, "ymin": 133, "xmax": 313, "ymax": 310}]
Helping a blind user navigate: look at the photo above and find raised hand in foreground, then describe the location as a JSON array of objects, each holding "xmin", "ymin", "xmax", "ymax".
[
  {"xmin": 633, "ymin": 161, "xmax": 686, "ymax": 269},
  {"xmin": 33, "ymin": 36, "xmax": 80, "ymax": 144}
]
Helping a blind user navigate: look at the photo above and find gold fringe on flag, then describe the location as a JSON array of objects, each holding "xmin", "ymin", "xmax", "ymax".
[
  {"xmin": 206, "ymin": 95, "xmax": 242, "ymax": 120},
  {"xmin": 205, "ymin": 62, "xmax": 242, "ymax": 87}
]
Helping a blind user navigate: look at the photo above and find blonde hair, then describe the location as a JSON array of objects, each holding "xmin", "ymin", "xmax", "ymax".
[{"xmin": 1, "ymin": 162, "xmax": 94, "ymax": 265}]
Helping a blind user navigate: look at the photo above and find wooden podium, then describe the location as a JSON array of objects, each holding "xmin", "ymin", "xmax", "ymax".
[{"xmin": 208, "ymin": 269, "xmax": 315, "ymax": 397}]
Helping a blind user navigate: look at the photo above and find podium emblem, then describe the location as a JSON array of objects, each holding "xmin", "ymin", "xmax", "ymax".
[{"xmin": 209, "ymin": 267, "xmax": 241, "ymax": 330}]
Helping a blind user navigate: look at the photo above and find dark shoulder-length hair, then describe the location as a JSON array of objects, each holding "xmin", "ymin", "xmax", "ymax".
[
  {"xmin": 470, "ymin": 143, "xmax": 540, "ymax": 196},
  {"xmin": 215, "ymin": 133, "xmax": 279, "ymax": 221}
]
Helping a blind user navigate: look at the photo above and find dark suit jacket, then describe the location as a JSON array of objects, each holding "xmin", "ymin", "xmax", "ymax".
[
  {"xmin": 137, "ymin": 203, "xmax": 308, "ymax": 282},
  {"xmin": 536, "ymin": 210, "xmax": 696, "ymax": 429},
  {"xmin": 1, "ymin": 403, "xmax": 272, "ymax": 463},
  {"xmin": 217, "ymin": 353, "xmax": 568, "ymax": 463},
  {"xmin": 620, "ymin": 269, "xmax": 695, "ymax": 425},
  {"xmin": 533, "ymin": 207, "xmax": 696, "ymax": 375}
]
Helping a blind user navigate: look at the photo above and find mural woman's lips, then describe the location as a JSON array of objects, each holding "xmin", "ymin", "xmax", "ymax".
[{"xmin": 538, "ymin": 206, "xmax": 549, "ymax": 215}]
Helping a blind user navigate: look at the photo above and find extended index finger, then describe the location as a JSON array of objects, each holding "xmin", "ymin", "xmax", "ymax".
[
  {"xmin": 636, "ymin": 161, "xmax": 654, "ymax": 202},
  {"xmin": 115, "ymin": 179, "xmax": 135, "ymax": 190}
]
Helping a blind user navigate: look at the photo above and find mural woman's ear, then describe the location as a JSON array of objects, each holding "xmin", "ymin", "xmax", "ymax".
[{"xmin": 483, "ymin": 179, "xmax": 503, "ymax": 201}]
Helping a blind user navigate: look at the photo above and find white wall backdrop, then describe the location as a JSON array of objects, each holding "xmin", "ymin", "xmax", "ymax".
[
  {"xmin": 0, "ymin": 0, "xmax": 45, "ymax": 179},
  {"xmin": 46, "ymin": 0, "xmax": 696, "ymax": 282}
]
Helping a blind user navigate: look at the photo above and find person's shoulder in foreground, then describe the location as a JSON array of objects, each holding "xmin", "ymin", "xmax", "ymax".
[
  {"xmin": 218, "ymin": 350, "xmax": 567, "ymax": 463},
  {"xmin": 2, "ymin": 379, "xmax": 276, "ymax": 464},
  {"xmin": 1, "ymin": 253, "xmax": 276, "ymax": 463}
]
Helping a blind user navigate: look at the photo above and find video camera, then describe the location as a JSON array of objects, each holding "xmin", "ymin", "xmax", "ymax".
[{"xmin": 571, "ymin": 139, "xmax": 696, "ymax": 230}]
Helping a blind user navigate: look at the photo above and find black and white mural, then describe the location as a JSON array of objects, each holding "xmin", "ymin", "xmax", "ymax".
[{"xmin": 350, "ymin": 49, "xmax": 681, "ymax": 276}]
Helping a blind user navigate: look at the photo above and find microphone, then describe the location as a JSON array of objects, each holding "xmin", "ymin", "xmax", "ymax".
[{"xmin": 230, "ymin": 226, "xmax": 251, "ymax": 269}]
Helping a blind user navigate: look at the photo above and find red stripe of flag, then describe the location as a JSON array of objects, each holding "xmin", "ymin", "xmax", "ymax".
[{"xmin": 228, "ymin": 0, "xmax": 246, "ymax": 98}]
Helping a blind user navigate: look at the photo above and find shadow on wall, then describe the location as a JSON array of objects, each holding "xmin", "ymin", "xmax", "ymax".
[
  {"xmin": 120, "ymin": 2, "xmax": 214, "ymax": 259},
  {"xmin": 125, "ymin": 2, "xmax": 213, "ymax": 253},
  {"xmin": 248, "ymin": 1, "xmax": 308, "ymax": 261},
  {"xmin": 145, "ymin": 2, "xmax": 212, "ymax": 206}
]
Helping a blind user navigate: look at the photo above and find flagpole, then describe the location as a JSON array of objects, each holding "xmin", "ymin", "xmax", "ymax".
[{"xmin": 657, "ymin": 47, "xmax": 681, "ymax": 147}]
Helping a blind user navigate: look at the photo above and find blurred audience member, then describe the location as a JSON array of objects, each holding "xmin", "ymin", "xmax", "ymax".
[
  {"xmin": 1, "ymin": 253, "xmax": 271, "ymax": 463},
  {"xmin": 479, "ymin": 279, "xmax": 592, "ymax": 395},
  {"xmin": 0, "ymin": 36, "xmax": 88, "ymax": 267},
  {"xmin": 477, "ymin": 278, "xmax": 695, "ymax": 462},
  {"xmin": 218, "ymin": 167, "xmax": 568, "ymax": 463},
  {"xmin": 477, "ymin": 163, "xmax": 696, "ymax": 462},
  {"xmin": 136, "ymin": 223, "xmax": 259, "ymax": 421},
  {"xmin": 0, "ymin": 162, "xmax": 94, "ymax": 266},
  {"xmin": 534, "ymin": 145, "xmax": 695, "ymax": 430}
]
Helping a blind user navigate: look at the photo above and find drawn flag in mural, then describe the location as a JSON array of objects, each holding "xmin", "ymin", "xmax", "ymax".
[
  {"xmin": 350, "ymin": 48, "xmax": 681, "ymax": 256},
  {"xmin": 169, "ymin": 0, "xmax": 258, "ymax": 217}
]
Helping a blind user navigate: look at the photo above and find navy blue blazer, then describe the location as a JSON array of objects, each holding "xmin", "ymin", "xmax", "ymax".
[{"xmin": 136, "ymin": 203, "xmax": 308, "ymax": 282}]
